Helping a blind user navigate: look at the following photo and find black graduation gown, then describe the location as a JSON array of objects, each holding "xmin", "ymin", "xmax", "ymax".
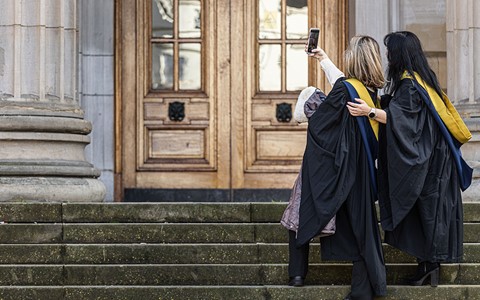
[
  {"xmin": 296, "ymin": 78, "xmax": 387, "ymax": 296},
  {"xmin": 378, "ymin": 79, "xmax": 463, "ymax": 263}
]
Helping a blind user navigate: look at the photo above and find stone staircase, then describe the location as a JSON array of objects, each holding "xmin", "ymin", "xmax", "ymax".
[{"xmin": 0, "ymin": 202, "xmax": 479, "ymax": 299}]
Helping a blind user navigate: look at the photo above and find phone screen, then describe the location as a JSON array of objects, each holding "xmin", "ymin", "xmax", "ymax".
[{"xmin": 307, "ymin": 29, "xmax": 320, "ymax": 53}]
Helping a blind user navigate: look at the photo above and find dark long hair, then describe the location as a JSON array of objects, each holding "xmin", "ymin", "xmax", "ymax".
[{"xmin": 384, "ymin": 31, "xmax": 443, "ymax": 98}]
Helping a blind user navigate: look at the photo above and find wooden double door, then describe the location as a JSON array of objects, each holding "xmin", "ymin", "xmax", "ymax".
[{"xmin": 116, "ymin": 0, "xmax": 348, "ymax": 197}]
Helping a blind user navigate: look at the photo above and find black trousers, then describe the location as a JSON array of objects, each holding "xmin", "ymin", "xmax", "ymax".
[
  {"xmin": 288, "ymin": 230, "xmax": 309, "ymax": 278},
  {"xmin": 350, "ymin": 260, "xmax": 374, "ymax": 299},
  {"xmin": 289, "ymin": 230, "xmax": 374, "ymax": 299}
]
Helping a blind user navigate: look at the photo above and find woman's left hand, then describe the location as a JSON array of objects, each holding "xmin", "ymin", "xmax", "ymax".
[{"xmin": 346, "ymin": 98, "xmax": 371, "ymax": 117}]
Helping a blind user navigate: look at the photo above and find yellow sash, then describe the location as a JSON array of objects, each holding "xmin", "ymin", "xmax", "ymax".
[
  {"xmin": 402, "ymin": 72, "xmax": 472, "ymax": 144},
  {"xmin": 345, "ymin": 78, "xmax": 379, "ymax": 139}
]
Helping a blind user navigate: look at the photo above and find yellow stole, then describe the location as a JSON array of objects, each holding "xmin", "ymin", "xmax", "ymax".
[
  {"xmin": 345, "ymin": 78, "xmax": 379, "ymax": 139},
  {"xmin": 402, "ymin": 72, "xmax": 472, "ymax": 144}
]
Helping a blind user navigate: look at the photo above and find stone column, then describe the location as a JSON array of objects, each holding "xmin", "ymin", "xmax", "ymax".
[
  {"xmin": 351, "ymin": 0, "xmax": 390, "ymax": 67},
  {"xmin": 446, "ymin": 0, "xmax": 480, "ymax": 104},
  {"xmin": 79, "ymin": 0, "xmax": 115, "ymax": 201},
  {"xmin": 447, "ymin": 0, "xmax": 480, "ymax": 201},
  {"xmin": 0, "ymin": 0, "xmax": 105, "ymax": 201}
]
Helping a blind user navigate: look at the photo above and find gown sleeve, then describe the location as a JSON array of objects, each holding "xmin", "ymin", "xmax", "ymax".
[{"xmin": 296, "ymin": 78, "xmax": 360, "ymax": 245}]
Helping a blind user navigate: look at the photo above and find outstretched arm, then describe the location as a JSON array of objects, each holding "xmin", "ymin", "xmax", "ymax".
[{"xmin": 305, "ymin": 45, "xmax": 345, "ymax": 87}]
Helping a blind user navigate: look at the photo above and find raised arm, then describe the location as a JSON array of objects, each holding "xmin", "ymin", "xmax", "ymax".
[{"xmin": 305, "ymin": 45, "xmax": 345, "ymax": 87}]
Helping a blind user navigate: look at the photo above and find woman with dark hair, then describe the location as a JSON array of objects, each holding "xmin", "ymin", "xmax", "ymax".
[
  {"xmin": 291, "ymin": 36, "xmax": 387, "ymax": 300},
  {"xmin": 347, "ymin": 31, "xmax": 472, "ymax": 287}
]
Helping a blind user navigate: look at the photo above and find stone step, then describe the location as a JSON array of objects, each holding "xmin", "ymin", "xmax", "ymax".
[
  {"xmin": 0, "ymin": 285, "xmax": 478, "ymax": 300},
  {"xmin": 62, "ymin": 202, "xmax": 480, "ymax": 223},
  {"xmin": 0, "ymin": 264, "xmax": 477, "ymax": 286},
  {"xmin": 1, "ymin": 202, "xmax": 480, "ymax": 223},
  {"xmin": 63, "ymin": 203, "xmax": 253, "ymax": 223},
  {"xmin": 0, "ymin": 285, "xmax": 479, "ymax": 300},
  {"xmin": 1, "ymin": 243, "xmax": 480, "ymax": 264},
  {"xmin": 0, "ymin": 203, "xmax": 61, "ymax": 223},
  {"xmin": 1, "ymin": 223, "xmax": 478, "ymax": 244},
  {"xmin": 0, "ymin": 203, "xmax": 255, "ymax": 223}
]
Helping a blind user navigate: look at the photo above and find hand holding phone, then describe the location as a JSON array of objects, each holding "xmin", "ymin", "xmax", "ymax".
[{"xmin": 306, "ymin": 28, "xmax": 320, "ymax": 54}]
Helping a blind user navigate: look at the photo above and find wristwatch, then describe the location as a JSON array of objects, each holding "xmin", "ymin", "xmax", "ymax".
[{"xmin": 368, "ymin": 108, "xmax": 377, "ymax": 119}]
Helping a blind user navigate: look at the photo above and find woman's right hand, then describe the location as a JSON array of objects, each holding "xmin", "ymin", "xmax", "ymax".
[{"xmin": 305, "ymin": 44, "xmax": 329, "ymax": 62}]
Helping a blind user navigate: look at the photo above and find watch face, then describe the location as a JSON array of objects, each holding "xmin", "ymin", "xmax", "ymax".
[{"xmin": 369, "ymin": 112, "xmax": 375, "ymax": 118}]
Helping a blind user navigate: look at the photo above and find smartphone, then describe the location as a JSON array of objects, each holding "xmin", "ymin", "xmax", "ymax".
[{"xmin": 306, "ymin": 28, "xmax": 320, "ymax": 53}]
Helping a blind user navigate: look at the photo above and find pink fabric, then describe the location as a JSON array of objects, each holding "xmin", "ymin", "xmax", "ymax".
[
  {"xmin": 280, "ymin": 167, "xmax": 336, "ymax": 237},
  {"xmin": 281, "ymin": 87, "xmax": 334, "ymax": 237}
]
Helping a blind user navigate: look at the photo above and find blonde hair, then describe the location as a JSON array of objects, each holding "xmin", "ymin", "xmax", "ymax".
[{"xmin": 345, "ymin": 36, "xmax": 385, "ymax": 89}]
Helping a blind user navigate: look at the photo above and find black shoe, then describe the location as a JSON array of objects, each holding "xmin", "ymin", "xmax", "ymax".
[
  {"xmin": 408, "ymin": 262, "xmax": 440, "ymax": 287},
  {"xmin": 343, "ymin": 293, "xmax": 360, "ymax": 300},
  {"xmin": 344, "ymin": 292, "xmax": 375, "ymax": 300},
  {"xmin": 288, "ymin": 276, "xmax": 304, "ymax": 287}
]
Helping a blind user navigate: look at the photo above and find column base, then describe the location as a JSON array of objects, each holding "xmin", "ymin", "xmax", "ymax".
[
  {"xmin": 0, "ymin": 177, "xmax": 105, "ymax": 202},
  {"xmin": 0, "ymin": 111, "xmax": 105, "ymax": 202}
]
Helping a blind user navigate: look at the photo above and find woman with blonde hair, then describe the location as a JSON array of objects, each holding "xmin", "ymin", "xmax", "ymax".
[{"xmin": 292, "ymin": 36, "xmax": 387, "ymax": 300}]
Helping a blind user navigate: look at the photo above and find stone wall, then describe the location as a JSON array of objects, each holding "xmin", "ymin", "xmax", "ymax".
[
  {"xmin": 398, "ymin": 0, "xmax": 447, "ymax": 90},
  {"xmin": 79, "ymin": 0, "xmax": 115, "ymax": 201},
  {"xmin": 0, "ymin": 0, "xmax": 105, "ymax": 202}
]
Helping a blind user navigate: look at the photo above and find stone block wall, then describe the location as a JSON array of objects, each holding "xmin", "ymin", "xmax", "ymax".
[{"xmin": 78, "ymin": 0, "xmax": 115, "ymax": 201}]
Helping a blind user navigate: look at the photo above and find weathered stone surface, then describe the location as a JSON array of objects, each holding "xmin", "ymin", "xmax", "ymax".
[
  {"xmin": 262, "ymin": 263, "xmax": 480, "ymax": 286},
  {"xmin": 64, "ymin": 265, "xmax": 262, "ymax": 285},
  {"xmin": 249, "ymin": 202, "xmax": 480, "ymax": 223},
  {"xmin": 0, "ymin": 203, "xmax": 61, "ymax": 222},
  {"xmin": 0, "ymin": 177, "xmax": 105, "ymax": 203},
  {"xmin": 254, "ymin": 223, "xmax": 286, "ymax": 243},
  {"xmin": 0, "ymin": 266, "xmax": 63, "ymax": 285},
  {"xmin": 383, "ymin": 285, "xmax": 480, "ymax": 300},
  {"xmin": 65, "ymin": 286, "xmax": 266, "ymax": 300},
  {"xmin": 0, "ymin": 224, "xmax": 62, "ymax": 243},
  {"xmin": 64, "ymin": 244, "xmax": 259, "ymax": 264},
  {"xmin": 0, "ymin": 285, "xmax": 479, "ymax": 300},
  {"xmin": 450, "ymin": 263, "xmax": 480, "ymax": 285},
  {"xmin": 464, "ymin": 224, "xmax": 480, "ymax": 243},
  {"xmin": 259, "ymin": 243, "xmax": 417, "ymax": 264},
  {"xmin": 63, "ymin": 224, "xmax": 255, "ymax": 243},
  {"xmin": 0, "ymin": 0, "xmax": 106, "ymax": 203},
  {"xmin": 0, "ymin": 245, "xmax": 63, "ymax": 263},
  {"xmin": 0, "ymin": 202, "xmax": 477, "ymax": 223},
  {"xmin": 266, "ymin": 285, "xmax": 350, "ymax": 300},
  {"xmin": 463, "ymin": 244, "xmax": 480, "ymax": 263},
  {"xmin": 0, "ymin": 202, "xmax": 475, "ymax": 299},
  {"xmin": 1, "ymin": 264, "xmax": 457, "ymax": 286},
  {"xmin": 268, "ymin": 285, "xmax": 480, "ymax": 300},
  {"xmin": 464, "ymin": 203, "xmax": 480, "ymax": 222},
  {"xmin": 0, "ymin": 242, "xmax": 475, "ymax": 265},
  {"xmin": 62, "ymin": 203, "xmax": 251, "ymax": 223},
  {"xmin": 0, "ymin": 287, "xmax": 64, "ymax": 300},
  {"xmin": 251, "ymin": 203, "xmax": 285, "ymax": 222}
]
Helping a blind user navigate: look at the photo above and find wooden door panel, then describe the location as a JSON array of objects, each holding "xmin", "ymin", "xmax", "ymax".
[
  {"xmin": 117, "ymin": 0, "xmax": 347, "ymax": 194},
  {"xmin": 136, "ymin": 0, "xmax": 219, "ymax": 180},
  {"xmin": 118, "ymin": 0, "xmax": 230, "ymax": 190},
  {"xmin": 231, "ymin": 0, "xmax": 348, "ymax": 188},
  {"xmin": 255, "ymin": 129, "xmax": 307, "ymax": 162},
  {"xmin": 139, "ymin": 97, "xmax": 213, "ymax": 171}
]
